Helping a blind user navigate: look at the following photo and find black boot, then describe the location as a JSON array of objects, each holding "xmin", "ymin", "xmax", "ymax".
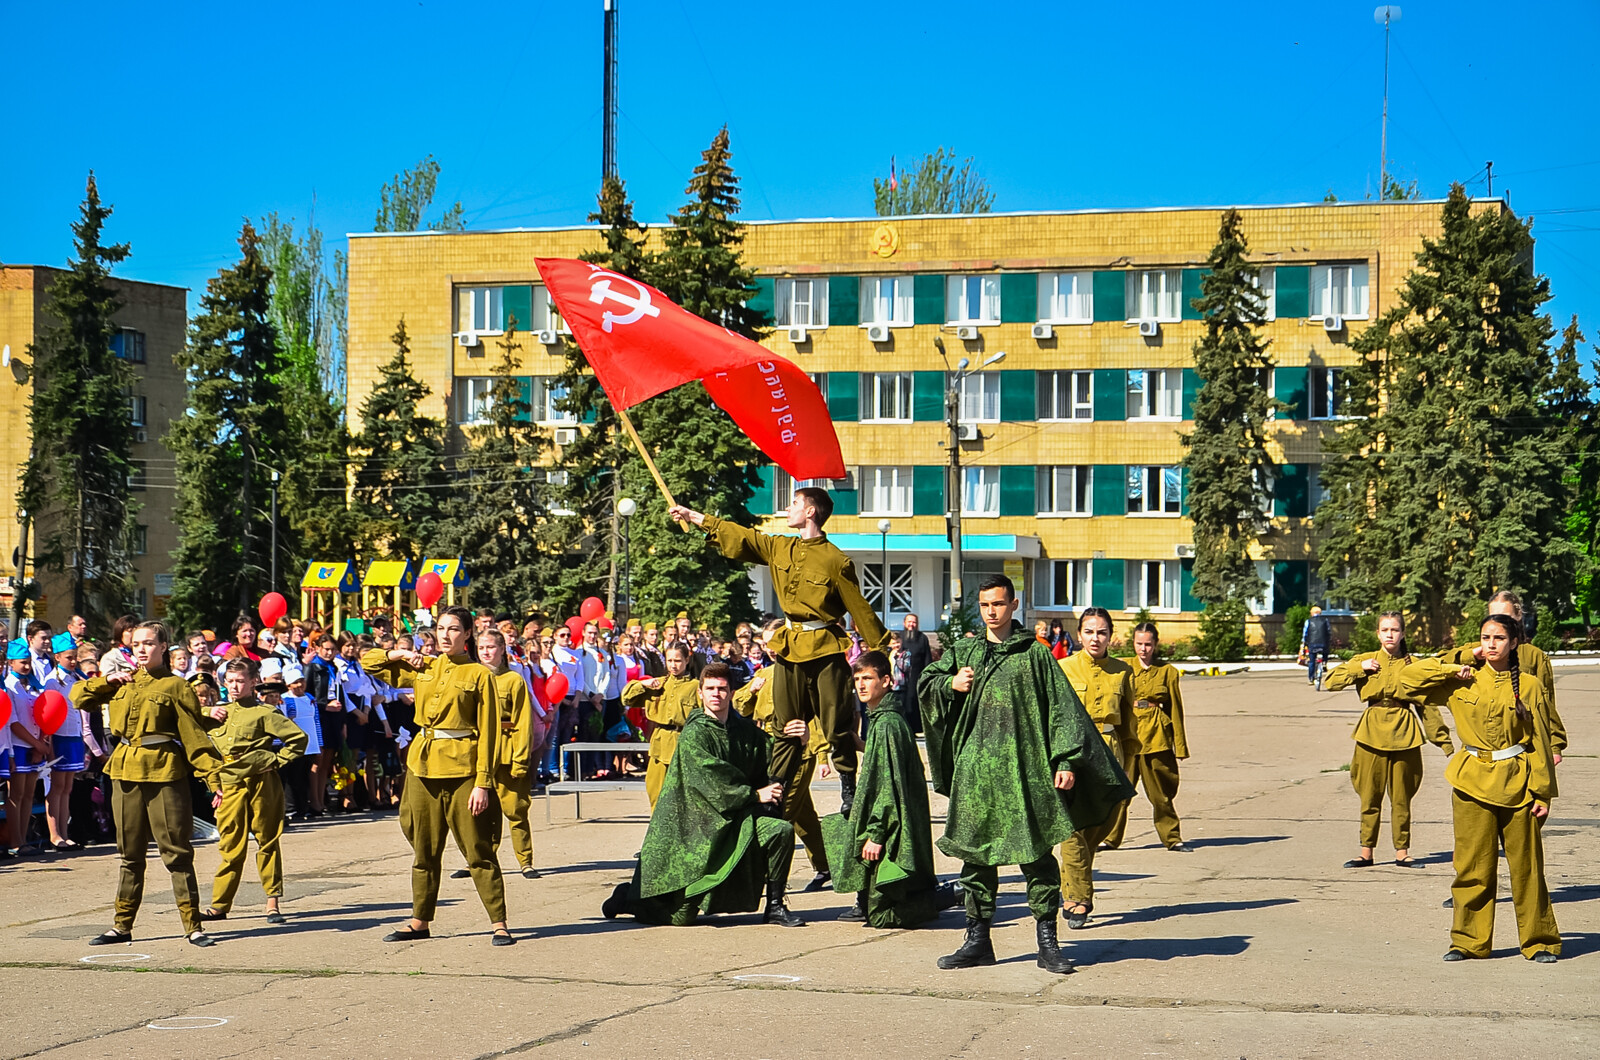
[
  {"xmin": 1035, "ymin": 916, "xmax": 1073, "ymax": 975},
  {"xmin": 601, "ymin": 882, "xmax": 631, "ymax": 920},
  {"xmin": 763, "ymin": 881, "xmax": 805, "ymax": 927},
  {"xmin": 936, "ymin": 917, "xmax": 996, "ymax": 969},
  {"xmin": 839, "ymin": 771, "xmax": 857, "ymax": 818},
  {"xmin": 838, "ymin": 890, "xmax": 868, "ymax": 921}
]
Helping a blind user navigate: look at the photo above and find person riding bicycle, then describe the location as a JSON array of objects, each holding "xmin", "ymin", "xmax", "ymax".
[{"xmin": 1301, "ymin": 606, "xmax": 1332, "ymax": 687}]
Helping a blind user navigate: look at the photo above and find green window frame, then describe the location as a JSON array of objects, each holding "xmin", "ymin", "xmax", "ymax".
[
  {"xmin": 1000, "ymin": 273, "xmax": 1038, "ymax": 323},
  {"xmin": 1275, "ymin": 266, "xmax": 1310, "ymax": 319},
  {"xmin": 998, "ymin": 466, "xmax": 1035, "ymax": 517},
  {"xmin": 1092, "ymin": 465, "xmax": 1126, "ymax": 516},
  {"xmin": 912, "ymin": 371, "xmax": 945, "ymax": 422},
  {"xmin": 1274, "ymin": 366, "xmax": 1309, "ymax": 420},
  {"xmin": 1092, "ymin": 368, "xmax": 1126, "ymax": 421},
  {"xmin": 1092, "ymin": 271, "xmax": 1126, "ymax": 322},
  {"xmin": 1091, "ymin": 559, "xmax": 1126, "ymax": 610},
  {"xmin": 1000, "ymin": 370, "xmax": 1036, "ymax": 422},
  {"xmin": 828, "ymin": 276, "xmax": 859, "ymax": 327},
  {"xmin": 913, "ymin": 275, "xmax": 945, "ymax": 325},
  {"xmin": 912, "ymin": 466, "xmax": 945, "ymax": 515},
  {"xmin": 825, "ymin": 372, "xmax": 859, "ymax": 422}
]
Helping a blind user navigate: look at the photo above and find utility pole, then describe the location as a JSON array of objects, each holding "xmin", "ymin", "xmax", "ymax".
[
  {"xmin": 602, "ymin": 0, "xmax": 619, "ymax": 181},
  {"xmin": 936, "ymin": 336, "xmax": 1005, "ymax": 624},
  {"xmin": 1375, "ymin": 6, "xmax": 1401, "ymax": 195},
  {"xmin": 1486, "ymin": 160, "xmax": 1494, "ymax": 198},
  {"xmin": 270, "ymin": 470, "xmax": 279, "ymax": 589}
]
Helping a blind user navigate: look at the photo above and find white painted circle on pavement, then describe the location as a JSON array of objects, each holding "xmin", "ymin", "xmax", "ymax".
[
  {"xmin": 147, "ymin": 1016, "xmax": 229, "ymax": 1030},
  {"xmin": 79, "ymin": 953, "xmax": 151, "ymax": 964},
  {"xmin": 730, "ymin": 973, "xmax": 803, "ymax": 983}
]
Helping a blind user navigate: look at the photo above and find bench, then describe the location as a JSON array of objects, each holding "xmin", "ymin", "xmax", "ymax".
[{"xmin": 545, "ymin": 741, "xmax": 648, "ymax": 821}]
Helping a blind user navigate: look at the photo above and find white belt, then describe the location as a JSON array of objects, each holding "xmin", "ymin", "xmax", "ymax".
[
  {"xmin": 785, "ymin": 618, "xmax": 831, "ymax": 632},
  {"xmin": 425, "ymin": 727, "xmax": 472, "ymax": 739},
  {"xmin": 1461, "ymin": 743, "xmax": 1525, "ymax": 762}
]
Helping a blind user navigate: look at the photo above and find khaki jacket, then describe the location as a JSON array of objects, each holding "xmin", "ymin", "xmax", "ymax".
[
  {"xmin": 1129, "ymin": 661, "xmax": 1190, "ymax": 759},
  {"xmin": 71, "ymin": 667, "xmax": 223, "ymax": 787},
  {"xmin": 362, "ymin": 649, "xmax": 498, "ymax": 786},
  {"xmin": 1058, "ymin": 653, "xmax": 1138, "ymax": 759}
]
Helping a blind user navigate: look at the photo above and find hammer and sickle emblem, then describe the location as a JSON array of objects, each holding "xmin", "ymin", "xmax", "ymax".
[{"xmin": 588, "ymin": 273, "xmax": 662, "ymax": 333}]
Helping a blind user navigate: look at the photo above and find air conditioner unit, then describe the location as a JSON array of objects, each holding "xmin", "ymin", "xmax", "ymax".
[
  {"xmin": 134, "ymin": 429, "xmax": 148, "ymax": 444},
  {"xmin": 866, "ymin": 323, "xmax": 890, "ymax": 343},
  {"xmin": 1138, "ymin": 320, "xmax": 1160, "ymax": 338},
  {"xmin": 459, "ymin": 330, "xmax": 480, "ymax": 348},
  {"xmin": 537, "ymin": 329, "xmax": 559, "ymax": 345},
  {"xmin": 1322, "ymin": 315, "xmax": 1343, "ymax": 332},
  {"xmin": 553, "ymin": 428, "xmax": 577, "ymax": 445},
  {"xmin": 956, "ymin": 423, "xmax": 980, "ymax": 442},
  {"xmin": 955, "ymin": 325, "xmax": 980, "ymax": 341},
  {"xmin": 1174, "ymin": 544, "xmax": 1195, "ymax": 559},
  {"xmin": 1031, "ymin": 323, "xmax": 1054, "ymax": 340},
  {"xmin": 787, "ymin": 326, "xmax": 808, "ymax": 344}
]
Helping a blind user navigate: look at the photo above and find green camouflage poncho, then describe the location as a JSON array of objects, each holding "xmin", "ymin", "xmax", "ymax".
[
  {"xmin": 919, "ymin": 623, "xmax": 1134, "ymax": 866},
  {"xmin": 821, "ymin": 701, "xmax": 943, "ymax": 928},
  {"xmin": 634, "ymin": 707, "xmax": 774, "ymax": 918}
]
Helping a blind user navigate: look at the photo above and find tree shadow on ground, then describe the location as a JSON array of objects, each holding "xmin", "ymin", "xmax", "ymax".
[
  {"xmin": 1184, "ymin": 835, "xmax": 1290, "ymax": 849},
  {"xmin": 1100, "ymin": 897, "xmax": 1295, "ymax": 927},
  {"xmin": 993, "ymin": 934, "xmax": 1253, "ymax": 965},
  {"xmin": 1551, "ymin": 883, "xmax": 1600, "ymax": 904},
  {"xmin": 212, "ymin": 900, "xmax": 449, "ymax": 940}
]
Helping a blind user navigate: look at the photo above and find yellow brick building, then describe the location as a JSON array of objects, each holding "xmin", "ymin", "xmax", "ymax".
[
  {"xmin": 345, "ymin": 200, "xmax": 1487, "ymax": 639},
  {"xmin": 0, "ymin": 266, "xmax": 187, "ymax": 627}
]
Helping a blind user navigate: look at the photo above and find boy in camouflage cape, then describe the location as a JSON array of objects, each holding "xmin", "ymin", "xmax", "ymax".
[{"xmin": 919, "ymin": 575, "xmax": 1134, "ymax": 974}]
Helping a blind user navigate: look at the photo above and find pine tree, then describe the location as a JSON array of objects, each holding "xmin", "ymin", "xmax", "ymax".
[
  {"xmin": 352, "ymin": 318, "xmax": 449, "ymax": 562},
  {"xmin": 1180, "ymin": 209, "xmax": 1281, "ymax": 606},
  {"xmin": 166, "ymin": 223, "xmax": 290, "ymax": 630},
  {"xmin": 433, "ymin": 328, "xmax": 548, "ymax": 613},
  {"xmin": 873, "ymin": 147, "xmax": 995, "ymax": 216},
  {"xmin": 1317, "ymin": 186, "xmax": 1583, "ymax": 645},
  {"xmin": 18, "ymin": 173, "xmax": 137, "ymax": 628},
  {"xmin": 1558, "ymin": 318, "xmax": 1600, "ymax": 624}
]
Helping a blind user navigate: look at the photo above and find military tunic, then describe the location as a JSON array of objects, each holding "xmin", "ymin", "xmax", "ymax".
[
  {"xmin": 1057, "ymin": 652, "xmax": 1137, "ymax": 905},
  {"xmin": 363, "ymin": 648, "xmax": 506, "ymax": 924},
  {"xmin": 206, "ymin": 697, "xmax": 308, "ymax": 914},
  {"xmin": 622, "ymin": 673, "xmax": 700, "ymax": 808},
  {"xmin": 1327, "ymin": 651, "xmax": 1452, "ymax": 852},
  {"xmin": 734, "ymin": 673, "xmax": 829, "ymax": 874},
  {"xmin": 1438, "ymin": 642, "xmax": 1566, "ymax": 754},
  {"xmin": 1103, "ymin": 660, "xmax": 1189, "ymax": 849},
  {"xmin": 699, "ymin": 515, "xmax": 887, "ymax": 785},
  {"xmin": 1399, "ymin": 658, "xmax": 1560, "ymax": 959},
  {"xmin": 487, "ymin": 664, "xmax": 536, "ymax": 871},
  {"xmin": 71, "ymin": 667, "xmax": 224, "ymax": 935}
]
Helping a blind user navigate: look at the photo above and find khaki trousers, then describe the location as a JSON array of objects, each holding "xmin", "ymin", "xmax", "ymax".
[
  {"xmin": 1351, "ymin": 743, "xmax": 1422, "ymax": 850},
  {"xmin": 785, "ymin": 752, "xmax": 827, "ymax": 873},
  {"xmin": 1449, "ymin": 790, "xmax": 1559, "ymax": 959},
  {"xmin": 400, "ymin": 774, "xmax": 507, "ymax": 923},
  {"xmin": 1060, "ymin": 731, "xmax": 1129, "ymax": 904},
  {"xmin": 1103, "ymin": 750, "xmax": 1183, "ymax": 849},
  {"xmin": 646, "ymin": 755, "xmax": 669, "ymax": 809},
  {"xmin": 491, "ymin": 764, "xmax": 534, "ymax": 870},
  {"xmin": 770, "ymin": 654, "xmax": 854, "ymax": 785},
  {"xmin": 112, "ymin": 778, "xmax": 202, "ymax": 935},
  {"xmin": 210, "ymin": 771, "xmax": 287, "ymax": 914}
]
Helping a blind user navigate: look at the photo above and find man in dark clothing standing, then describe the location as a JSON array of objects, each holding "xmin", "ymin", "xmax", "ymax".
[
  {"xmin": 899, "ymin": 614, "xmax": 933, "ymax": 732},
  {"xmin": 1301, "ymin": 606, "xmax": 1332, "ymax": 686}
]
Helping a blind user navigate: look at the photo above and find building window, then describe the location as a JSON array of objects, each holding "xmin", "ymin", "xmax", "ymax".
[
  {"xmin": 861, "ymin": 372, "xmax": 913, "ymax": 423},
  {"xmin": 1127, "ymin": 465, "xmax": 1182, "ymax": 516},
  {"xmin": 774, "ymin": 278, "xmax": 828, "ymax": 328},
  {"xmin": 1037, "ymin": 370, "xmax": 1092, "ymax": 421},
  {"xmin": 1308, "ymin": 464, "xmax": 1330, "ymax": 509},
  {"xmin": 529, "ymin": 376, "xmax": 578, "ymax": 424},
  {"xmin": 114, "ymin": 328, "xmax": 147, "ymax": 364},
  {"xmin": 1253, "ymin": 266, "xmax": 1277, "ymax": 320},
  {"xmin": 860, "ymin": 276, "xmax": 914, "ymax": 326},
  {"xmin": 946, "ymin": 275, "xmax": 1000, "ymax": 324},
  {"xmin": 133, "ymin": 525, "xmax": 148, "ymax": 555},
  {"xmin": 129, "ymin": 395, "xmax": 147, "ymax": 427},
  {"xmin": 1036, "ymin": 559, "xmax": 1090, "ymax": 609},
  {"xmin": 1037, "ymin": 271, "xmax": 1093, "ymax": 323},
  {"xmin": 1309, "ymin": 367, "xmax": 1344, "ymax": 419},
  {"xmin": 962, "ymin": 466, "xmax": 1000, "ymax": 516},
  {"xmin": 958, "ymin": 372, "xmax": 1000, "ymax": 423},
  {"xmin": 1037, "ymin": 466, "xmax": 1092, "ymax": 516},
  {"xmin": 135, "ymin": 587, "xmax": 148, "ymax": 617},
  {"xmin": 1127, "ymin": 269, "xmax": 1182, "ymax": 322},
  {"xmin": 459, "ymin": 287, "xmax": 505, "ymax": 333},
  {"xmin": 861, "ymin": 466, "xmax": 913, "ymax": 516},
  {"xmin": 456, "ymin": 377, "xmax": 497, "ymax": 424},
  {"xmin": 861, "ymin": 562, "xmax": 915, "ymax": 615},
  {"xmin": 1311, "ymin": 264, "xmax": 1370, "ymax": 319},
  {"xmin": 1125, "ymin": 559, "xmax": 1181, "ymax": 612},
  {"xmin": 1126, "ymin": 369, "xmax": 1182, "ymax": 420},
  {"xmin": 127, "ymin": 460, "xmax": 147, "ymax": 491}
]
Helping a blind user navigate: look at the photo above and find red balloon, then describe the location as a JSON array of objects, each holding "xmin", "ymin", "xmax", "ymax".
[
  {"xmin": 417, "ymin": 571, "xmax": 445, "ymax": 608},
  {"xmin": 599, "ymin": 617, "xmax": 615, "ymax": 631},
  {"xmin": 35, "ymin": 690, "xmax": 69, "ymax": 737},
  {"xmin": 258, "ymin": 591, "xmax": 288, "ymax": 629},
  {"xmin": 579, "ymin": 596, "xmax": 605, "ymax": 622},
  {"xmin": 544, "ymin": 672, "xmax": 570, "ymax": 703},
  {"xmin": 0, "ymin": 694, "xmax": 10, "ymax": 730}
]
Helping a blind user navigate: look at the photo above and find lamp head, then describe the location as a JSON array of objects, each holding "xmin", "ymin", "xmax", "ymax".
[
  {"xmin": 957, "ymin": 357, "xmax": 970, "ymax": 371},
  {"xmin": 877, "ymin": 519, "xmax": 892, "ymax": 534},
  {"xmin": 617, "ymin": 497, "xmax": 637, "ymax": 518}
]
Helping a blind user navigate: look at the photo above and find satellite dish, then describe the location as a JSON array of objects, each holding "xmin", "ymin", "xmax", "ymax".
[
  {"xmin": 1, "ymin": 345, "xmax": 8, "ymax": 367},
  {"xmin": 1374, "ymin": 5, "xmax": 1401, "ymax": 23}
]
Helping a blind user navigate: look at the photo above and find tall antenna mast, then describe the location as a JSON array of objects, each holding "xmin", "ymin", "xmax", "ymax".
[
  {"xmin": 1375, "ymin": 6, "xmax": 1401, "ymax": 196},
  {"xmin": 602, "ymin": 0, "xmax": 619, "ymax": 181}
]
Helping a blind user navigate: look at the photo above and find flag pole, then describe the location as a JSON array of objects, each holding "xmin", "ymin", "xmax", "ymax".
[{"xmin": 615, "ymin": 404, "xmax": 688, "ymax": 530}]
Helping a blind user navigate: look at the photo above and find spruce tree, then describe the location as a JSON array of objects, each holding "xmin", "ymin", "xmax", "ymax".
[
  {"xmin": 1317, "ymin": 186, "xmax": 1583, "ymax": 645},
  {"xmin": 1558, "ymin": 318, "xmax": 1600, "ymax": 624},
  {"xmin": 18, "ymin": 173, "xmax": 137, "ymax": 628},
  {"xmin": 352, "ymin": 318, "xmax": 449, "ymax": 562},
  {"xmin": 1179, "ymin": 208, "xmax": 1281, "ymax": 607},
  {"xmin": 166, "ymin": 223, "xmax": 290, "ymax": 630}
]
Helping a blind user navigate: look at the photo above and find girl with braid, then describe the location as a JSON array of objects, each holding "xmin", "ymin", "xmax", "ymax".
[{"xmin": 1399, "ymin": 614, "xmax": 1560, "ymax": 963}]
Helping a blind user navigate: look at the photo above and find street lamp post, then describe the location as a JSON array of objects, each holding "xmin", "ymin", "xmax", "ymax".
[
  {"xmin": 935, "ymin": 336, "xmax": 1005, "ymax": 625},
  {"xmin": 877, "ymin": 518, "xmax": 892, "ymax": 628},
  {"xmin": 617, "ymin": 497, "xmax": 637, "ymax": 621},
  {"xmin": 269, "ymin": 470, "xmax": 280, "ymax": 590}
]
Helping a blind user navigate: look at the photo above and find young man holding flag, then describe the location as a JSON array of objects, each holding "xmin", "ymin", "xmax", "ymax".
[{"xmin": 669, "ymin": 488, "xmax": 888, "ymax": 816}]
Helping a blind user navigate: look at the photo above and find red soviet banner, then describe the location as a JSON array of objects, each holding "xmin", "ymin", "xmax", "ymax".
[{"xmin": 535, "ymin": 257, "xmax": 845, "ymax": 481}]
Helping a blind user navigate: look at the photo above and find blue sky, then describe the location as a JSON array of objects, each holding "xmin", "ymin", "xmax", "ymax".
[{"xmin": 4, "ymin": 0, "xmax": 1597, "ymax": 338}]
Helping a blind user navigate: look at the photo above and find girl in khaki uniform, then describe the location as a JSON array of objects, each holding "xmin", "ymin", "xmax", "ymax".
[
  {"xmin": 1326, "ymin": 612, "xmax": 1453, "ymax": 868},
  {"xmin": 1104, "ymin": 622, "xmax": 1190, "ymax": 851},
  {"xmin": 478, "ymin": 631, "xmax": 537, "ymax": 879},
  {"xmin": 1056, "ymin": 607, "xmax": 1137, "ymax": 929},
  {"xmin": 1399, "ymin": 615, "xmax": 1560, "ymax": 963},
  {"xmin": 621, "ymin": 644, "xmax": 701, "ymax": 808}
]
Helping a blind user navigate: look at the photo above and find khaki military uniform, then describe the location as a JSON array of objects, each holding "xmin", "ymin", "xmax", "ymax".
[
  {"xmin": 623, "ymin": 673, "xmax": 700, "ymax": 808},
  {"xmin": 1056, "ymin": 653, "xmax": 1137, "ymax": 907},
  {"xmin": 71, "ymin": 667, "xmax": 224, "ymax": 935},
  {"xmin": 700, "ymin": 515, "xmax": 887, "ymax": 787},
  {"xmin": 206, "ymin": 698, "xmax": 308, "ymax": 915},
  {"xmin": 363, "ymin": 649, "xmax": 506, "ymax": 924},
  {"xmin": 1439, "ymin": 643, "xmax": 1566, "ymax": 754},
  {"xmin": 734, "ymin": 672, "xmax": 831, "ymax": 874},
  {"xmin": 487, "ymin": 665, "xmax": 535, "ymax": 871},
  {"xmin": 1327, "ymin": 651, "xmax": 1452, "ymax": 852},
  {"xmin": 1400, "ymin": 658, "xmax": 1560, "ymax": 959},
  {"xmin": 1103, "ymin": 661, "xmax": 1190, "ymax": 849}
]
